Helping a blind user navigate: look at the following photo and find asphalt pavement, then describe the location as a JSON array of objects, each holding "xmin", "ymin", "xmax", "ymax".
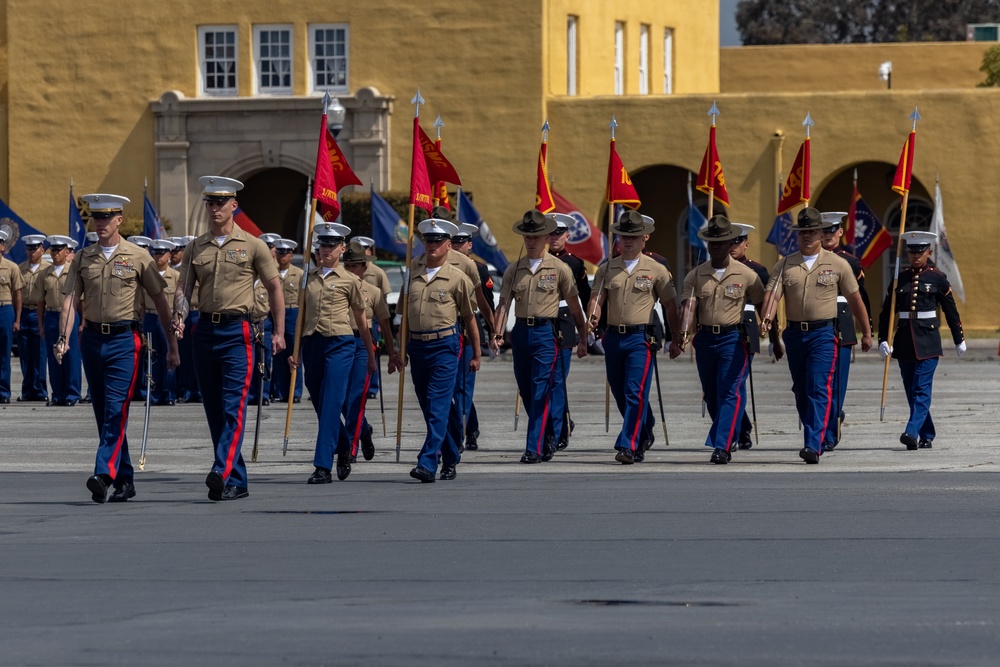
[{"xmin": 1, "ymin": 344, "xmax": 999, "ymax": 665}]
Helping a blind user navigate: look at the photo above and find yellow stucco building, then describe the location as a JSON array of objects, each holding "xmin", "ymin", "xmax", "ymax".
[{"xmin": 0, "ymin": 1, "xmax": 995, "ymax": 330}]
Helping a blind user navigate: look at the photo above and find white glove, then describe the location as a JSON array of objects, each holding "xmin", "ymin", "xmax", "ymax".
[
  {"xmin": 956, "ymin": 340, "xmax": 967, "ymax": 358},
  {"xmin": 768, "ymin": 342, "xmax": 774, "ymax": 358},
  {"xmin": 879, "ymin": 341, "xmax": 892, "ymax": 359},
  {"xmin": 587, "ymin": 332, "xmax": 596, "ymax": 347}
]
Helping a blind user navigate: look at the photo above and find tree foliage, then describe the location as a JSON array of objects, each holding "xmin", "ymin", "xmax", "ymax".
[
  {"xmin": 736, "ymin": 0, "xmax": 1000, "ymax": 45},
  {"xmin": 979, "ymin": 44, "xmax": 1000, "ymax": 85}
]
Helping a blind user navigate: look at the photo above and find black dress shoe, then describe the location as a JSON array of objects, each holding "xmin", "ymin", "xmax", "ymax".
[
  {"xmin": 569, "ymin": 419, "xmax": 576, "ymax": 435},
  {"xmin": 65, "ymin": 400, "xmax": 78, "ymax": 407},
  {"xmin": 307, "ymin": 467, "xmax": 333, "ymax": 484},
  {"xmin": 109, "ymin": 481, "xmax": 136, "ymax": 502},
  {"xmin": 633, "ymin": 447, "xmax": 645, "ymax": 463},
  {"xmin": 80, "ymin": 396, "xmax": 91, "ymax": 404},
  {"xmin": 157, "ymin": 399, "xmax": 175, "ymax": 407},
  {"xmin": 641, "ymin": 432, "xmax": 655, "ymax": 452},
  {"xmin": 205, "ymin": 471, "xmax": 225, "ymax": 501},
  {"xmin": 261, "ymin": 398, "xmax": 269, "ymax": 406},
  {"xmin": 86, "ymin": 474, "xmax": 110, "ymax": 503},
  {"xmin": 615, "ymin": 448, "xmax": 635, "ymax": 465},
  {"xmin": 798, "ymin": 448, "xmax": 820, "ymax": 464},
  {"xmin": 440, "ymin": 465, "xmax": 457, "ymax": 481},
  {"xmin": 520, "ymin": 450, "xmax": 542, "ymax": 464},
  {"xmin": 465, "ymin": 430, "xmax": 479, "ymax": 450},
  {"xmin": 900, "ymin": 432, "xmax": 918, "ymax": 451},
  {"xmin": 221, "ymin": 485, "xmax": 249, "ymax": 500},
  {"xmin": 360, "ymin": 425, "xmax": 375, "ymax": 461},
  {"xmin": 409, "ymin": 466, "xmax": 436, "ymax": 482},
  {"xmin": 293, "ymin": 397, "xmax": 301, "ymax": 404},
  {"xmin": 918, "ymin": 438, "xmax": 933, "ymax": 449},
  {"xmin": 541, "ymin": 441, "xmax": 555, "ymax": 462},
  {"xmin": 0, "ymin": 396, "xmax": 10, "ymax": 404},
  {"xmin": 336, "ymin": 453, "xmax": 351, "ymax": 481},
  {"xmin": 556, "ymin": 437, "xmax": 569, "ymax": 451},
  {"xmin": 711, "ymin": 448, "xmax": 730, "ymax": 465},
  {"xmin": 366, "ymin": 390, "xmax": 378, "ymax": 400},
  {"xmin": 737, "ymin": 432, "xmax": 753, "ymax": 450}
]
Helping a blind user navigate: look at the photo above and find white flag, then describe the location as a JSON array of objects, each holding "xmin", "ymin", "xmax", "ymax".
[{"xmin": 931, "ymin": 181, "xmax": 965, "ymax": 302}]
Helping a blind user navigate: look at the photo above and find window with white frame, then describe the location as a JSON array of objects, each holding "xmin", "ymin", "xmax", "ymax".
[
  {"xmin": 614, "ymin": 22, "xmax": 624, "ymax": 95},
  {"xmin": 309, "ymin": 24, "xmax": 349, "ymax": 93},
  {"xmin": 254, "ymin": 25, "xmax": 292, "ymax": 94},
  {"xmin": 639, "ymin": 24, "xmax": 650, "ymax": 95},
  {"xmin": 567, "ymin": 15, "xmax": 579, "ymax": 96},
  {"xmin": 199, "ymin": 26, "xmax": 238, "ymax": 95},
  {"xmin": 663, "ymin": 27, "xmax": 674, "ymax": 94}
]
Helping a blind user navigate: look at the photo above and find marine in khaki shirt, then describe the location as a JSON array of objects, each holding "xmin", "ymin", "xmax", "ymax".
[
  {"xmin": 591, "ymin": 253, "xmax": 679, "ymax": 329},
  {"xmin": 497, "ymin": 251, "xmax": 577, "ymax": 319},
  {"xmin": 279, "ymin": 263, "xmax": 304, "ymax": 309},
  {"xmin": 0, "ymin": 255, "xmax": 26, "ymax": 318},
  {"xmin": 342, "ymin": 242, "xmax": 401, "ymax": 372},
  {"xmin": 406, "ymin": 261, "xmax": 476, "ymax": 334},
  {"xmin": 363, "ymin": 262, "xmax": 391, "ymax": 297},
  {"xmin": 301, "ymin": 265, "xmax": 367, "ymax": 337},
  {"xmin": 681, "ymin": 259, "xmax": 765, "ymax": 329},
  {"xmin": 62, "ymin": 239, "xmax": 166, "ymax": 324},
  {"xmin": 764, "ymin": 250, "xmax": 860, "ymax": 323},
  {"xmin": 177, "ymin": 224, "xmax": 279, "ymax": 317}
]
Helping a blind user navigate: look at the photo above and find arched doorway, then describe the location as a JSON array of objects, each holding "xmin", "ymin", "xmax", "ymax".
[
  {"xmin": 811, "ymin": 161, "xmax": 931, "ymax": 316},
  {"xmin": 599, "ymin": 164, "xmax": 726, "ymax": 285},
  {"xmin": 237, "ymin": 168, "xmax": 310, "ymax": 245}
]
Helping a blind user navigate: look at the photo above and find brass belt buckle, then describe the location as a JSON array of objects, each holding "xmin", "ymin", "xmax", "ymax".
[
  {"xmin": 800, "ymin": 321, "xmax": 809, "ymax": 331},
  {"xmin": 101, "ymin": 323, "xmax": 111, "ymax": 335},
  {"xmin": 211, "ymin": 312, "xmax": 222, "ymax": 324},
  {"xmin": 421, "ymin": 333, "xmax": 431, "ymax": 341},
  {"xmin": 712, "ymin": 324, "xmax": 721, "ymax": 334},
  {"xmin": 526, "ymin": 316, "xmax": 535, "ymax": 326},
  {"xmin": 617, "ymin": 325, "xmax": 627, "ymax": 334}
]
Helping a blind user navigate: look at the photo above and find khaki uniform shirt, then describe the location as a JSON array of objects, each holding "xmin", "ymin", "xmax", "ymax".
[
  {"xmin": 38, "ymin": 264, "xmax": 73, "ymax": 311},
  {"xmin": 0, "ymin": 257, "xmax": 25, "ymax": 303},
  {"xmin": 498, "ymin": 252, "xmax": 578, "ymax": 319},
  {"xmin": 143, "ymin": 267, "xmax": 179, "ymax": 314},
  {"xmin": 179, "ymin": 224, "xmax": 278, "ymax": 315},
  {"xmin": 353, "ymin": 280, "xmax": 391, "ymax": 331},
  {"xmin": 593, "ymin": 254, "xmax": 676, "ymax": 327},
  {"xmin": 682, "ymin": 260, "xmax": 765, "ymax": 327},
  {"xmin": 363, "ymin": 263, "xmax": 391, "ymax": 297},
  {"xmin": 19, "ymin": 261, "xmax": 46, "ymax": 307},
  {"xmin": 406, "ymin": 263, "xmax": 474, "ymax": 333},
  {"xmin": 278, "ymin": 265, "xmax": 304, "ymax": 309},
  {"xmin": 301, "ymin": 265, "xmax": 366, "ymax": 337},
  {"xmin": 767, "ymin": 250, "xmax": 859, "ymax": 322},
  {"xmin": 413, "ymin": 249, "xmax": 481, "ymax": 291},
  {"xmin": 62, "ymin": 240, "xmax": 165, "ymax": 323}
]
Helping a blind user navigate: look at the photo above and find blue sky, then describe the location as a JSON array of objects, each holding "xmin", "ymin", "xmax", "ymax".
[{"xmin": 720, "ymin": 0, "xmax": 741, "ymax": 46}]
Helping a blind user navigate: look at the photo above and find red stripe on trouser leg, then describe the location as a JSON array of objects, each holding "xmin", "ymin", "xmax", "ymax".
[
  {"xmin": 628, "ymin": 341, "xmax": 653, "ymax": 451},
  {"xmin": 820, "ymin": 336, "xmax": 838, "ymax": 448},
  {"xmin": 535, "ymin": 337, "xmax": 560, "ymax": 455},
  {"xmin": 723, "ymin": 342, "xmax": 749, "ymax": 452},
  {"xmin": 108, "ymin": 331, "xmax": 142, "ymax": 480},
  {"xmin": 223, "ymin": 321, "xmax": 254, "ymax": 480},
  {"xmin": 350, "ymin": 372, "xmax": 372, "ymax": 457}
]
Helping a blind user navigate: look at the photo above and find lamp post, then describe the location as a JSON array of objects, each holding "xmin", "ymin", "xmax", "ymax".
[{"xmin": 328, "ymin": 96, "xmax": 346, "ymax": 139}]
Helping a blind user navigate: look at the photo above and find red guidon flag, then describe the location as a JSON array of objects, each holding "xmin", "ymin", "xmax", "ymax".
[
  {"xmin": 695, "ymin": 124, "xmax": 730, "ymax": 206},
  {"xmin": 777, "ymin": 137, "xmax": 811, "ymax": 213},
  {"xmin": 409, "ymin": 117, "xmax": 433, "ymax": 212},
  {"xmin": 552, "ymin": 189, "xmax": 605, "ymax": 265},
  {"xmin": 312, "ymin": 113, "xmax": 341, "ymax": 220},
  {"xmin": 891, "ymin": 131, "xmax": 916, "ymax": 196},
  {"xmin": 418, "ymin": 125, "xmax": 462, "ymax": 186},
  {"xmin": 433, "ymin": 138, "xmax": 451, "ymax": 210},
  {"xmin": 320, "ymin": 124, "xmax": 362, "ymax": 221},
  {"xmin": 605, "ymin": 139, "xmax": 640, "ymax": 207},
  {"xmin": 535, "ymin": 141, "xmax": 556, "ymax": 213}
]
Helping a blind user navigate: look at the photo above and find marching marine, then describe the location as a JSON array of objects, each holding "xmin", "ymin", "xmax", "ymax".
[
  {"xmin": 877, "ymin": 231, "xmax": 965, "ymax": 450},
  {"xmin": 680, "ymin": 216, "xmax": 765, "ymax": 464},
  {"xmin": 760, "ymin": 208, "xmax": 872, "ymax": 464},
  {"xmin": 587, "ymin": 211, "xmax": 681, "ymax": 464},
  {"xmin": 37, "ymin": 236, "xmax": 82, "ymax": 406},
  {"xmin": 142, "ymin": 239, "xmax": 180, "ymax": 405},
  {"xmin": 57, "ymin": 194, "xmax": 179, "ymax": 503},
  {"xmin": 406, "ymin": 218, "xmax": 480, "ymax": 483},
  {"xmin": 270, "ymin": 238, "xmax": 303, "ymax": 403},
  {"xmin": 174, "ymin": 176, "xmax": 285, "ymax": 501},
  {"xmin": 17, "ymin": 234, "xmax": 49, "ymax": 402},
  {"xmin": 0, "ymin": 228, "xmax": 25, "ymax": 403},
  {"xmin": 492, "ymin": 211, "xmax": 587, "ymax": 464}
]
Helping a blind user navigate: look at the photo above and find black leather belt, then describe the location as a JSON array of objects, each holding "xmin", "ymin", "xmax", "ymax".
[
  {"xmin": 697, "ymin": 323, "xmax": 740, "ymax": 334},
  {"xmin": 85, "ymin": 320, "xmax": 139, "ymax": 335},
  {"xmin": 787, "ymin": 319, "xmax": 834, "ymax": 331},
  {"xmin": 516, "ymin": 317, "xmax": 557, "ymax": 327},
  {"xmin": 200, "ymin": 311, "xmax": 250, "ymax": 324},
  {"xmin": 609, "ymin": 324, "xmax": 650, "ymax": 335}
]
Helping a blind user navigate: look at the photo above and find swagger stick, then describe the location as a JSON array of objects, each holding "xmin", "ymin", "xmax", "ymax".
[
  {"xmin": 282, "ymin": 199, "xmax": 317, "ymax": 455},
  {"xmin": 138, "ymin": 332, "xmax": 153, "ymax": 471}
]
